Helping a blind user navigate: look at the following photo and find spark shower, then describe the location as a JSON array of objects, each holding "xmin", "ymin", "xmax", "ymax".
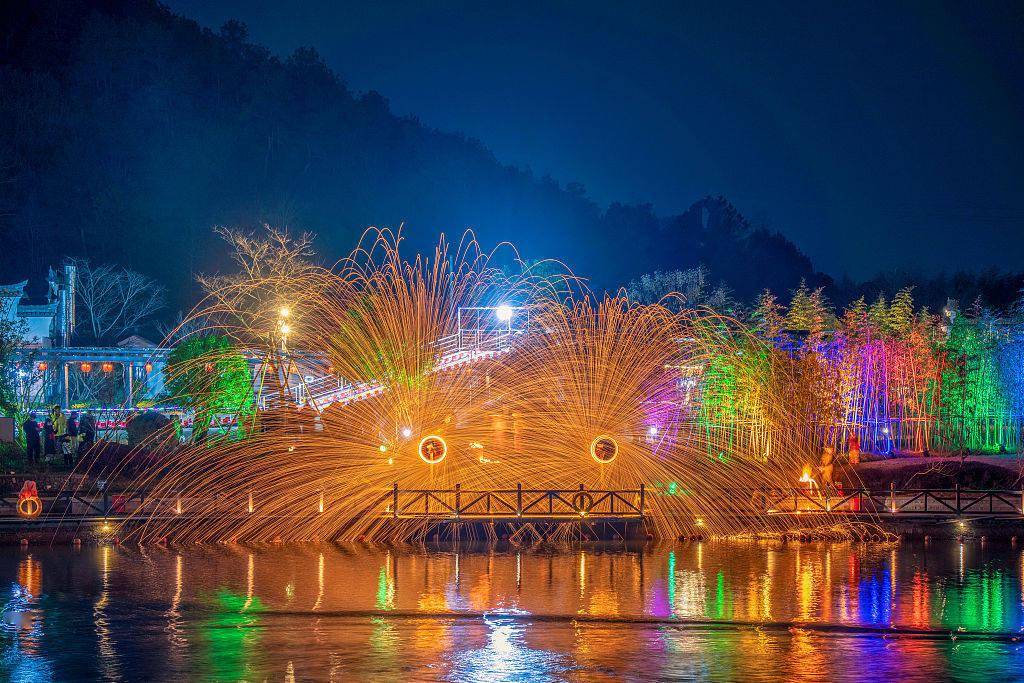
[{"xmin": 93, "ymin": 229, "xmax": 861, "ymax": 543}]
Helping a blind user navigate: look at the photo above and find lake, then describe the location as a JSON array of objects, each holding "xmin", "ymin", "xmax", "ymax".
[{"xmin": 1, "ymin": 540, "xmax": 1022, "ymax": 681}]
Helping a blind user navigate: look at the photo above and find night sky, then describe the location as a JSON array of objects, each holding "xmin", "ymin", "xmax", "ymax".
[{"xmin": 163, "ymin": 0, "xmax": 1024, "ymax": 279}]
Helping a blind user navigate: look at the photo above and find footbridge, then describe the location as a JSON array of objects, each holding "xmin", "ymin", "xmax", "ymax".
[
  {"xmin": 1, "ymin": 485, "xmax": 1024, "ymax": 531},
  {"xmin": 262, "ymin": 305, "xmax": 529, "ymax": 411}
]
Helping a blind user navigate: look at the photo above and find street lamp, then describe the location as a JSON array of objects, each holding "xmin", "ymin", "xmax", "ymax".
[{"xmin": 495, "ymin": 304, "xmax": 514, "ymax": 323}]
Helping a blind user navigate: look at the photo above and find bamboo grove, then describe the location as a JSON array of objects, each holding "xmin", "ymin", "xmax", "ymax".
[{"xmin": 733, "ymin": 283, "xmax": 1024, "ymax": 456}]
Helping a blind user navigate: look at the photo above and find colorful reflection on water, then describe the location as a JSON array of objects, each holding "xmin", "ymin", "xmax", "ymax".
[{"xmin": 0, "ymin": 541, "xmax": 1024, "ymax": 680}]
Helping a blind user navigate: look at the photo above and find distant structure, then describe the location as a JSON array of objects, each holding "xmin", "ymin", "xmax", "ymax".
[
  {"xmin": 0, "ymin": 263, "xmax": 76, "ymax": 347},
  {"xmin": 6, "ymin": 264, "xmax": 168, "ymax": 410}
]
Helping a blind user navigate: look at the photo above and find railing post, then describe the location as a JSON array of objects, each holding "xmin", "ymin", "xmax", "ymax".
[
  {"xmin": 455, "ymin": 483, "xmax": 461, "ymax": 519},
  {"xmin": 639, "ymin": 483, "xmax": 645, "ymax": 516},
  {"xmin": 392, "ymin": 483, "xmax": 398, "ymax": 519},
  {"xmin": 955, "ymin": 484, "xmax": 961, "ymax": 514},
  {"xmin": 517, "ymin": 483, "xmax": 522, "ymax": 517},
  {"xmin": 103, "ymin": 491, "xmax": 109, "ymax": 515},
  {"xmin": 890, "ymin": 482, "xmax": 896, "ymax": 514}
]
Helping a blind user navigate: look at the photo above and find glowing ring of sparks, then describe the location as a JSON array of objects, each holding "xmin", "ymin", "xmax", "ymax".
[
  {"xmin": 590, "ymin": 435, "xmax": 618, "ymax": 464},
  {"xmin": 418, "ymin": 435, "xmax": 448, "ymax": 464},
  {"xmin": 17, "ymin": 497, "xmax": 41, "ymax": 518}
]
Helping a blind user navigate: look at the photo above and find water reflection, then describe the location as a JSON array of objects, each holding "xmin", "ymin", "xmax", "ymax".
[{"xmin": 0, "ymin": 541, "xmax": 1021, "ymax": 680}]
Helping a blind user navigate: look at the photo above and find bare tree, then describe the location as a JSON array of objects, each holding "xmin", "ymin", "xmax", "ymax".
[
  {"xmin": 72, "ymin": 259, "xmax": 165, "ymax": 343},
  {"xmin": 626, "ymin": 266, "xmax": 735, "ymax": 312},
  {"xmin": 197, "ymin": 226, "xmax": 327, "ymax": 348}
]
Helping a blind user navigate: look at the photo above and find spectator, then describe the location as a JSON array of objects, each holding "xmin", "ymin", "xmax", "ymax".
[
  {"xmin": 22, "ymin": 416, "xmax": 41, "ymax": 467},
  {"xmin": 67, "ymin": 411, "xmax": 80, "ymax": 465},
  {"xmin": 43, "ymin": 416, "xmax": 56, "ymax": 458},
  {"xmin": 50, "ymin": 405, "xmax": 72, "ymax": 468},
  {"xmin": 79, "ymin": 412, "xmax": 96, "ymax": 451}
]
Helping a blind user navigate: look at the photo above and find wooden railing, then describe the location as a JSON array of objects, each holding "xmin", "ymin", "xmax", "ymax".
[
  {"xmin": 757, "ymin": 484, "xmax": 1024, "ymax": 517},
  {"xmin": 388, "ymin": 484, "xmax": 646, "ymax": 520}
]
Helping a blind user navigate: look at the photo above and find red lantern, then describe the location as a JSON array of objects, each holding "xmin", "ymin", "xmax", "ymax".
[
  {"xmin": 80, "ymin": 362, "xmax": 92, "ymax": 373},
  {"xmin": 101, "ymin": 362, "xmax": 114, "ymax": 373},
  {"xmin": 204, "ymin": 362, "xmax": 214, "ymax": 373},
  {"xmin": 36, "ymin": 362, "xmax": 48, "ymax": 372}
]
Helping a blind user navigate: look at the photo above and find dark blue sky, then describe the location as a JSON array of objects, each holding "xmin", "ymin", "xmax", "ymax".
[{"xmin": 164, "ymin": 0, "xmax": 1023, "ymax": 279}]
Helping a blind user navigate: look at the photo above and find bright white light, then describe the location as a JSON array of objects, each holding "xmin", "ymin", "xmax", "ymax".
[
  {"xmin": 280, "ymin": 323, "xmax": 292, "ymax": 335},
  {"xmin": 279, "ymin": 306, "xmax": 291, "ymax": 318},
  {"xmin": 882, "ymin": 426, "xmax": 890, "ymax": 435},
  {"xmin": 495, "ymin": 305, "xmax": 514, "ymax": 322},
  {"xmin": 401, "ymin": 427, "xmax": 413, "ymax": 439},
  {"xmin": 647, "ymin": 425, "xmax": 658, "ymax": 436}
]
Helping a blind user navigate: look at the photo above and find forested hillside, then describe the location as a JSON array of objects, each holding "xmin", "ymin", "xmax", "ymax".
[{"xmin": 0, "ymin": 0, "xmax": 828, "ymax": 309}]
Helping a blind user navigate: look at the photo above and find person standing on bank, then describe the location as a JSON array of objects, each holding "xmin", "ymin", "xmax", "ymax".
[
  {"xmin": 43, "ymin": 416, "xmax": 55, "ymax": 458},
  {"xmin": 50, "ymin": 405, "xmax": 70, "ymax": 468},
  {"xmin": 66, "ymin": 411, "xmax": 80, "ymax": 465},
  {"xmin": 22, "ymin": 416, "xmax": 41, "ymax": 467},
  {"xmin": 79, "ymin": 412, "xmax": 96, "ymax": 452}
]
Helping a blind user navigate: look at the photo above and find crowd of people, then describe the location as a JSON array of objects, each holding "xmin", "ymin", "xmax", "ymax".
[{"xmin": 21, "ymin": 406, "xmax": 97, "ymax": 469}]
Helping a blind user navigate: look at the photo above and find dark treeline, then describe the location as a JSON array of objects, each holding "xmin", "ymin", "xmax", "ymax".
[{"xmin": 1, "ymin": 0, "xmax": 1020, "ymax": 317}]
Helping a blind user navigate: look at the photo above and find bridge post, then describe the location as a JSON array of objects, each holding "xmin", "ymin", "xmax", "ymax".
[
  {"xmin": 890, "ymin": 482, "xmax": 896, "ymax": 514},
  {"xmin": 455, "ymin": 483, "xmax": 461, "ymax": 518},
  {"xmin": 639, "ymin": 484, "xmax": 645, "ymax": 515},
  {"xmin": 392, "ymin": 483, "xmax": 398, "ymax": 519},
  {"xmin": 955, "ymin": 484, "xmax": 961, "ymax": 514},
  {"xmin": 517, "ymin": 483, "xmax": 522, "ymax": 516}
]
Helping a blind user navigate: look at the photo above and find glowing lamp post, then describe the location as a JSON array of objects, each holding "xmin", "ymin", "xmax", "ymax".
[
  {"xmin": 276, "ymin": 305, "xmax": 293, "ymax": 352},
  {"xmin": 495, "ymin": 305, "xmax": 514, "ymax": 323}
]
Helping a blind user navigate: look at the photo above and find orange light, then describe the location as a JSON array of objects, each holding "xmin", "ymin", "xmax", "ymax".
[
  {"xmin": 36, "ymin": 362, "xmax": 47, "ymax": 372},
  {"xmin": 80, "ymin": 362, "xmax": 92, "ymax": 373},
  {"xmin": 101, "ymin": 362, "xmax": 114, "ymax": 373},
  {"xmin": 418, "ymin": 435, "xmax": 448, "ymax": 464},
  {"xmin": 590, "ymin": 435, "xmax": 618, "ymax": 463},
  {"xmin": 17, "ymin": 481, "xmax": 41, "ymax": 518},
  {"xmin": 204, "ymin": 362, "xmax": 214, "ymax": 373},
  {"xmin": 144, "ymin": 362, "xmax": 153, "ymax": 373}
]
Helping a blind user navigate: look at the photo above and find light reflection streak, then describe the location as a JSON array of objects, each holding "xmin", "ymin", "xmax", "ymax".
[
  {"xmin": 94, "ymin": 546, "xmax": 121, "ymax": 680},
  {"xmin": 313, "ymin": 552, "xmax": 324, "ymax": 611},
  {"xmin": 166, "ymin": 553, "xmax": 186, "ymax": 650},
  {"xmin": 667, "ymin": 551, "xmax": 676, "ymax": 618},
  {"xmin": 243, "ymin": 552, "xmax": 254, "ymax": 611},
  {"xmin": 516, "ymin": 552, "xmax": 521, "ymax": 592}
]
